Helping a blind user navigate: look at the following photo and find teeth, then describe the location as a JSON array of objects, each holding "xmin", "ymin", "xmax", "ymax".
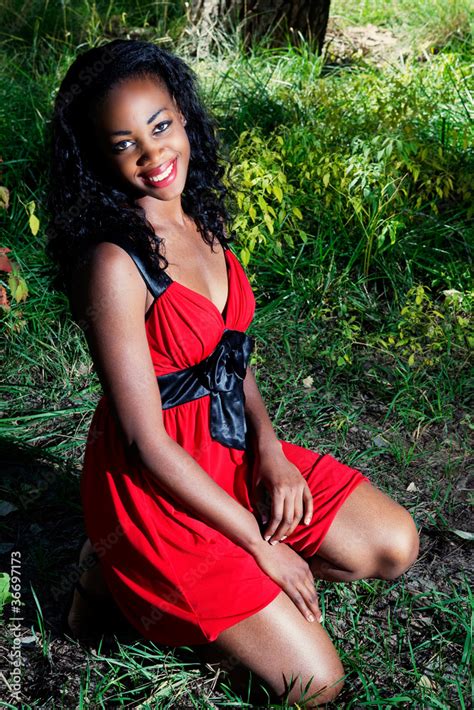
[{"xmin": 146, "ymin": 161, "xmax": 174, "ymax": 183}]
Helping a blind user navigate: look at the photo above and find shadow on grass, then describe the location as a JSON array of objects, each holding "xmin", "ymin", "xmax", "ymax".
[{"xmin": 0, "ymin": 438, "xmax": 279, "ymax": 706}]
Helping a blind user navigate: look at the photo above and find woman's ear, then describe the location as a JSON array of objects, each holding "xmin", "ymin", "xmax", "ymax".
[{"xmin": 172, "ymin": 97, "xmax": 187, "ymax": 127}]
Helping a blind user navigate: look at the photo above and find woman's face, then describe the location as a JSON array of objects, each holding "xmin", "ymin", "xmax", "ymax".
[{"xmin": 91, "ymin": 75, "xmax": 190, "ymax": 202}]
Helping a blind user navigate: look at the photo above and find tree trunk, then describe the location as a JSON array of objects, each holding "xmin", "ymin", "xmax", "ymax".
[{"xmin": 188, "ymin": 0, "xmax": 331, "ymax": 54}]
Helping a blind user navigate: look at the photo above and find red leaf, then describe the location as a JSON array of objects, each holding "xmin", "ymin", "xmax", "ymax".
[
  {"xmin": 0, "ymin": 285, "xmax": 10, "ymax": 309},
  {"xmin": 0, "ymin": 247, "xmax": 12, "ymax": 272}
]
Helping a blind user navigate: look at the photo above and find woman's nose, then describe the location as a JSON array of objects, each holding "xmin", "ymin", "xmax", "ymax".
[{"xmin": 136, "ymin": 138, "xmax": 163, "ymax": 166}]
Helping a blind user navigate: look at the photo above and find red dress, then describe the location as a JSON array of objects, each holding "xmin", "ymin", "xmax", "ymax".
[{"xmin": 80, "ymin": 240, "xmax": 369, "ymax": 647}]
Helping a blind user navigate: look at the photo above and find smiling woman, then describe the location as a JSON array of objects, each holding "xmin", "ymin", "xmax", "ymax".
[
  {"xmin": 90, "ymin": 77, "xmax": 190, "ymax": 198},
  {"xmin": 45, "ymin": 39, "xmax": 419, "ymax": 707},
  {"xmin": 46, "ymin": 40, "xmax": 231, "ymax": 303}
]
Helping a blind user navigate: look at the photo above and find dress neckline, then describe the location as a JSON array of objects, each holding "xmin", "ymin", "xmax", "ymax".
[{"xmin": 164, "ymin": 246, "xmax": 231, "ymax": 322}]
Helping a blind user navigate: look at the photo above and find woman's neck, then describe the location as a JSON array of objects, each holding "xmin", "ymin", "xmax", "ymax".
[{"xmin": 136, "ymin": 194, "xmax": 188, "ymax": 230}]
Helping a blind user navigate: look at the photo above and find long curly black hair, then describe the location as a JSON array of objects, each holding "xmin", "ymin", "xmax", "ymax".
[{"xmin": 45, "ymin": 39, "xmax": 234, "ymax": 302}]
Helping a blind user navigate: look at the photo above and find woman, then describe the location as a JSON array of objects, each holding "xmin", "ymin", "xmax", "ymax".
[{"xmin": 46, "ymin": 39, "xmax": 419, "ymax": 706}]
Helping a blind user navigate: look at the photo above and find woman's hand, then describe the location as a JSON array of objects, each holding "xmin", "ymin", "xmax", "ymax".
[
  {"xmin": 253, "ymin": 540, "xmax": 322, "ymax": 623},
  {"xmin": 253, "ymin": 448, "xmax": 313, "ymax": 544}
]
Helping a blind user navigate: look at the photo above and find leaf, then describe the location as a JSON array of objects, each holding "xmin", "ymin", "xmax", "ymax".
[
  {"xmin": 0, "ymin": 186, "xmax": 9, "ymax": 210},
  {"xmin": 263, "ymin": 212, "xmax": 274, "ymax": 235},
  {"xmin": 240, "ymin": 247, "xmax": 250, "ymax": 268},
  {"xmin": 0, "ymin": 247, "xmax": 12, "ymax": 272},
  {"xmin": 273, "ymin": 184, "xmax": 283, "ymax": 203},
  {"xmin": 323, "ymin": 173, "xmax": 330, "ymax": 188},
  {"xmin": 249, "ymin": 205, "xmax": 257, "ymax": 222},
  {"xmin": 8, "ymin": 273, "xmax": 28, "ymax": 303},
  {"xmin": 442, "ymin": 289, "xmax": 463, "ymax": 302},
  {"xmin": 450, "ymin": 529, "xmax": 474, "ymax": 541},
  {"xmin": 292, "ymin": 206, "xmax": 303, "ymax": 220},
  {"xmin": 0, "ymin": 572, "xmax": 13, "ymax": 606},
  {"xmin": 0, "ymin": 501, "xmax": 18, "ymax": 516},
  {"xmin": 0, "ymin": 285, "xmax": 9, "ymax": 309},
  {"xmin": 302, "ymin": 375, "xmax": 314, "ymax": 388},
  {"xmin": 418, "ymin": 674, "xmax": 437, "ymax": 690},
  {"xmin": 29, "ymin": 213, "xmax": 40, "ymax": 236}
]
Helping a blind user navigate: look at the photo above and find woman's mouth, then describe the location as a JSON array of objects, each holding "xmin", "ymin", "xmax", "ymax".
[{"xmin": 141, "ymin": 158, "xmax": 178, "ymax": 189}]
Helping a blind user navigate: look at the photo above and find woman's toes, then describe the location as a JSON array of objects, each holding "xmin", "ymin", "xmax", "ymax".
[{"xmin": 67, "ymin": 588, "xmax": 96, "ymax": 638}]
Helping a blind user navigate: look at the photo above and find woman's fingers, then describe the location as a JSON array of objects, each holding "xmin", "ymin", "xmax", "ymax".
[
  {"xmin": 263, "ymin": 490, "xmax": 286, "ymax": 542},
  {"xmin": 302, "ymin": 484, "xmax": 314, "ymax": 526},
  {"xmin": 290, "ymin": 578, "xmax": 322, "ymax": 623},
  {"xmin": 265, "ymin": 493, "xmax": 297, "ymax": 543},
  {"xmin": 277, "ymin": 502, "xmax": 304, "ymax": 541},
  {"xmin": 284, "ymin": 495, "xmax": 304, "ymax": 537},
  {"xmin": 265, "ymin": 489, "xmax": 306, "ymax": 543},
  {"xmin": 304, "ymin": 575, "xmax": 322, "ymax": 622},
  {"xmin": 254, "ymin": 542, "xmax": 322, "ymax": 625}
]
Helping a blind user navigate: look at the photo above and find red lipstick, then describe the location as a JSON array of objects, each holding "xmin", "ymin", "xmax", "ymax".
[{"xmin": 141, "ymin": 158, "xmax": 178, "ymax": 188}]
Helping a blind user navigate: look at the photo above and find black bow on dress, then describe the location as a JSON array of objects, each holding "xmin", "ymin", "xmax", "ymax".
[{"xmin": 157, "ymin": 329, "xmax": 254, "ymax": 450}]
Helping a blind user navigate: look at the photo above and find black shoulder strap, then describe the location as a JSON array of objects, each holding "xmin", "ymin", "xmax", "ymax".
[{"xmin": 101, "ymin": 235, "xmax": 171, "ymax": 299}]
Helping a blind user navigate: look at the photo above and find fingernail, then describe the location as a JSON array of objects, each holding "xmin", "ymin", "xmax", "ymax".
[
  {"xmin": 280, "ymin": 535, "xmax": 287, "ymax": 541},
  {"xmin": 307, "ymin": 614, "xmax": 315, "ymax": 622},
  {"xmin": 270, "ymin": 539, "xmax": 278, "ymax": 545},
  {"xmin": 304, "ymin": 518, "xmax": 311, "ymax": 525},
  {"xmin": 319, "ymin": 614, "xmax": 323, "ymax": 623},
  {"xmin": 264, "ymin": 535, "xmax": 271, "ymax": 541}
]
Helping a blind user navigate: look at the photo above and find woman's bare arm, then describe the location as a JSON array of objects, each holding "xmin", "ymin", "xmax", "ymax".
[
  {"xmin": 243, "ymin": 366, "xmax": 283, "ymax": 457},
  {"xmin": 71, "ymin": 242, "xmax": 268, "ymax": 557}
]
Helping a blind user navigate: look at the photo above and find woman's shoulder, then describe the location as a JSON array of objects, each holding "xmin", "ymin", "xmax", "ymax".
[
  {"xmin": 69, "ymin": 239, "xmax": 147, "ymax": 325},
  {"xmin": 72, "ymin": 239, "xmax": 138, "ymax": 289}
]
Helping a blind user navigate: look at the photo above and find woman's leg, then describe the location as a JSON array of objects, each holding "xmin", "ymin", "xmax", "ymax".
[
  {"xmin": 307, "ymin": 482, "xmax": 419, "ymax": 581},
  {"xmin": 67, "ymin": 538, "xmax": 111, "ymax": 636},
  {"xmin": 201, "ymin": 484, "xmax": 418, "ymax": 705},
  {"xmin": 70, "ymin": 544, "xmax": 343, "ymax": 705},
  {"xmin": 206, "ymin": 590, "xmax": 344, "ymax": 706}
]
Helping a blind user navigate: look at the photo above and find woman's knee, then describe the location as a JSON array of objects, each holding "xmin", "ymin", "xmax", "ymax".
[
  {"xmin": 281, "ymin": 660, "xmax": 345, "ymax": 706},
  {"xmin": 377, "ymin": 511, "xmax": 419, "ymax": 580},
  {"xmin": 212, "ymin": 591, "xmax": 345, "ymax": 706}
]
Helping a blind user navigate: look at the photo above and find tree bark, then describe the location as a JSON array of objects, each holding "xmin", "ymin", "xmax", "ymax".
[{"xmin": 189, "ymin": 0, "xmax": 331, "ymax": 54}]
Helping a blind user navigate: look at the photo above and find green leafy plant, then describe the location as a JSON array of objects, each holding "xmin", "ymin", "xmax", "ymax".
[
  {"xmin": 372, "ymin": 285, "xmax": 473, "ymax": 368},
  {"xmin": 0, "ymin": 572, "xmax": 13, "ymax": 621}
]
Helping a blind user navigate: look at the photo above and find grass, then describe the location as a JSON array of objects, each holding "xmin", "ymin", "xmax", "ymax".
[
  {"xmin": 331, "ymin": 0, "xmax": 473, "ymax": 53},
  {"xmin": 0, "ymin": 0, "xmax": 472, "ymax": 706}
]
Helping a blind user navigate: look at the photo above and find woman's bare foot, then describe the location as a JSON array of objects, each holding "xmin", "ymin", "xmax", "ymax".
[{"xmin": 67, "ymin": 538, "xmax": 112, "ymax": 639}]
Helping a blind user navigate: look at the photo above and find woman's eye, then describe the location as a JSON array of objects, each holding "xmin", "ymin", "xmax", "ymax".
[
  {"xmin": 112, "ymin": 121, "xmax": 172, "ymax": 152},
  {"xmin": 112, "ymin": 140, "xmax": 132, "ymax": 152},
  {"xmin": 154, "ymin": 120, "xmax": 172, "ymax": 133}
]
